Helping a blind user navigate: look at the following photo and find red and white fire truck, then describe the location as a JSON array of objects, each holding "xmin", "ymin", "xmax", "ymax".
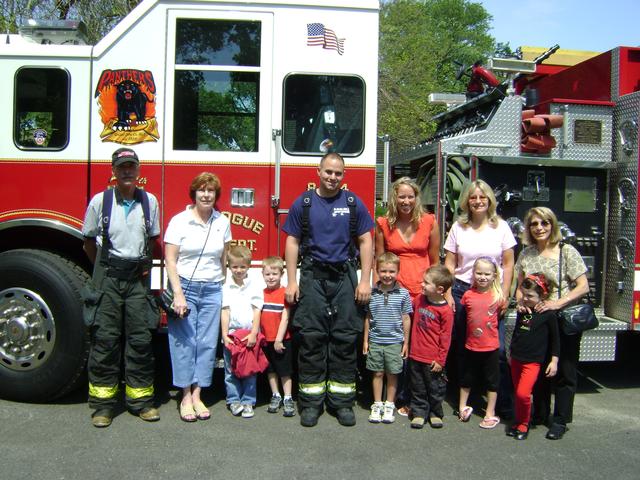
[
  {"xmin": 392, "ymin": 46, "xmax": 640, "ymax": 362},
  {"xmin": 0, "ymin": 0, "xmax": 379, "ymax": 402}
]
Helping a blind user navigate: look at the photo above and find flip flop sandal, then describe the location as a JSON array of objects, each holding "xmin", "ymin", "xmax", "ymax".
[
  {"xmin": 180, "ymin": 403, "xmax": 197, "ymax": 422},
  {"xmin": 193, "ymin": 401, "xmax": 210, "ymax": 420},
  {"xmin": 479, "ymin": 416, "xmax": 500, "ymax": 429},
  {"xmin": 459, "ymin": 406, "xmax": 473, "ymax": 422}
]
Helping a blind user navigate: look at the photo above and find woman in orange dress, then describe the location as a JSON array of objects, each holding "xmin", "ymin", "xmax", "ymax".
[
  {"xmin": 375, "ymin": 177, "xmax": 440, "ymax": 415},
  {"xmin": 375, "ymin": 177, "xmax": 440, "ymax": 299}
]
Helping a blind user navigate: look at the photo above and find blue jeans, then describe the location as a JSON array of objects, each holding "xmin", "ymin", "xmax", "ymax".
[
  {"xmin": 223, "ymin": 347, "xmax": 257, "ymax": 406},
  {"xmin": 167, "ymin": 278, "xmax": 222, "ymax": 388}
]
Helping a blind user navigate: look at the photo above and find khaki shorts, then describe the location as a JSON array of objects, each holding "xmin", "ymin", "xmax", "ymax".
[{"xmin": 366, "ymin": 342, "xmax": 403, "ymax": 374}]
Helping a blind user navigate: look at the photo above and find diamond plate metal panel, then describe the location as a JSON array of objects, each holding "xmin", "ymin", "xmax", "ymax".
[
  {"xmin": 440, "ymin": 96, "xmax": 523, "ymax": 157},
  {"xmin": 604, "ymin": 91, "xmax": 640, "ymax": 323},
  {"xmin": 549, "ymin": 103, "xmax": 613, "ymax": 161},
  {"xmin": 611, "ymin": 48, "xmax": 620, "ymax": 101},
  {"xmin": 503, "ymin": 311, "xmax": 626, "ymax": 362}
]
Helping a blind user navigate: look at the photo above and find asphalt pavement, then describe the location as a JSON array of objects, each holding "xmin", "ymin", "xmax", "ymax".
[{"xmin": 2, "ymin": 342, "xmax": 639, "ymax": 480}]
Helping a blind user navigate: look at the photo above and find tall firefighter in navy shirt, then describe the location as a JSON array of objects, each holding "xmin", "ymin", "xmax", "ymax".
[{"xmin": 283, "ymin": 153, "xmax": 374, "ymax": 427}]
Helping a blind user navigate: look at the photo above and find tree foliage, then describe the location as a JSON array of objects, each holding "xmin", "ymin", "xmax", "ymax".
[
  {"xmin": 0, "ymin": 0, "xmax": 141, "ymax": 44},
  {"xmin": 379, "ymin": 0, "xmax": 495, "ymax": 151}
]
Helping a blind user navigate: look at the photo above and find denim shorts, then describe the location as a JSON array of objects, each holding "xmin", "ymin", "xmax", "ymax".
[{"xmin": 366, "ymin": 342, "xmax": 403, "ymax": 374}]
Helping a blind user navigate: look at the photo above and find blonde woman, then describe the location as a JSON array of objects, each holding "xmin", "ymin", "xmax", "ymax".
[
  {"xmin": 375, "ymin": 177, "xmax": 440, "ymax": 300},
  {"xmin": 443, "ymin": 180, "xmax": 516, "ymax": 396}
]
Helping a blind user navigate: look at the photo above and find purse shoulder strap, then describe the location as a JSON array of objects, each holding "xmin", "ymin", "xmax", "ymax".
[{"xmin": 557, "ymin": 242, "xmax": 564, "ymax": 300}]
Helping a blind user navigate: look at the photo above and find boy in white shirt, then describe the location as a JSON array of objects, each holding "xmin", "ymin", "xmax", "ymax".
[{"xmin": 221, "ymin": 245, "xmax": 263, "ymax": 418}]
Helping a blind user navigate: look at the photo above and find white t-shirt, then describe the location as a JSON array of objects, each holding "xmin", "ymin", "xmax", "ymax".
[
  {"xmin": 164, "ymin": 206, "xmax": 232, "ymax": 282},
  {"xmin": 222, "ymin": 277, "xmax": 264, "ymax": 332},
  {"xmin": 444, "ymin": 218, "xmax": 516, "ymax": 284}
]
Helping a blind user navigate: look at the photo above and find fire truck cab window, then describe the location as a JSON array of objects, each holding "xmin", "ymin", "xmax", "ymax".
[
  {"xmin": 283, "ymin": 75, "xmax": 364, "ymax": 156},
  {"xmin": 173, "ymin": 19, "xmax": 260, "ymax": 152},
  {"xmin": 14, "ymin": 68, "xmax": 70, "ymax": 150}
]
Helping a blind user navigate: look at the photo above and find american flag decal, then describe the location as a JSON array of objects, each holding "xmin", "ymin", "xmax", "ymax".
[{"xmin": 307, "ymin": 23, "xmax": 345, "ymax": 55}]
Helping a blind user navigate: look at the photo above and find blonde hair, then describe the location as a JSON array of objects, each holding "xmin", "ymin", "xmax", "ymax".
[
  {"xmin": 472, "ymin": 257, "xmax": 504, "ymax": 303},
  {"xmin": 376, "ymin": 252, "xmax": 400, "ymax": 270},
  {"xmin": 228, "ymin": 245, "xmax": 252, "ymax": 265},
  {"xmin": 386, "ymin": 177, "xmax": 425, "ymax": 230},
  {"xmin": 522, "ymin": 207, "xmax": 562, "ymax": 246},
  {"xmin": 262, "ymin": 255, "xmax": 284, "ymax": 271},
  {"xmin": 457, "ymin": 180, "xmax": 499, "ymax": 227}
]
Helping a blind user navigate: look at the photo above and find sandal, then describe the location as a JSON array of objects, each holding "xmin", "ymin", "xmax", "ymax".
[
  {"xmin": 193, "ymin": 401, "xmax": 210, "ymax": 420},
  {"xmin": 479, "ymin": 416, "xmax": 500, "ymax": 429},
  {"xmin": 459, "ymin": 406, "xmax": 473, "ymax": 422},
  {"xmin": 180, "ymin": 403, "xmax": 197, "ymax": 422},
  {"xmin": 397, "ymin": 406, "xmax": 411, "ymax": 417}
]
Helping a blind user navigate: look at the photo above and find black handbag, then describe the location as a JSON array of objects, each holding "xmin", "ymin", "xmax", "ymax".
[
  {"xmin": 556, "ymin": 243, "xmax": 599, "ymax": 335},
  {"xmin": 158, "ymin": 288, "xmax": 175, "ymax": 315}
]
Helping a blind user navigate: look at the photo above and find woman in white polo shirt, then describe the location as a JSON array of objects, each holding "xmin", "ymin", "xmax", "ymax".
[{"xmin": 164, "ymin": 172, "xmax": 232, "ymax": 422}]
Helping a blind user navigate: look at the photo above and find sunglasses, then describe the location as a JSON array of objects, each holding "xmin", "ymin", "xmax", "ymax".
[{"xmin": 529, "ymin": 220, "xmax": 551, "ymax": 228}]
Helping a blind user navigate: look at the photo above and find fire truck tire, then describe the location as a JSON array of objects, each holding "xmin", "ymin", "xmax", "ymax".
[{"xmin": 0, "ymin": 249, "xmax": 90, "ymax": 402}]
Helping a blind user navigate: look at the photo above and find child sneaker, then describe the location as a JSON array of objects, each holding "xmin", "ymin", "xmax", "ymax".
[
  {"xmin": 229, "ymin": 402, "xmax": 244, "ymax": 416},
  {"xmin": 283, "ymin": 397, "xmax": 296, "ymax": 417},
  {"xmin": 241, "ymin": 405, "xmax": 255, "ymax": 418},
  {"xmin": 268, "ymin": 394, "xmax": 282, "ymax": 413},
  {"xmin": 411, "ymin": 416, "xmax": 425, "ymax": 429},
  {"xmin": 368, "ymin": 402, "xmax": 383, "ymax": 423},
  {"xmin": 382, "ymin": 401, "xmax": 395, "ymax": 424}
]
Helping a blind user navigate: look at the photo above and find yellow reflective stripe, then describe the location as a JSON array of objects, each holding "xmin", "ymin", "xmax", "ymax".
[
  {"xmin": 125, "ymin": 384, "xmax": 154, "ymax": 399},
  {"xmin": 299, "ymin": 382, "xmax": 326, "ymax": 395},
  {"xmin": 327, "ymin": 381, "xmax": 356, "ymax": 394},
  {"xmin": 89, "ymin": 383, "xmax": 118, "ymax": 399}
]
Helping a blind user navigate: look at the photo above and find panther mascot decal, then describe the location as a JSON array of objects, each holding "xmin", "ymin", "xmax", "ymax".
[{"xmin": 95, "ymin": 69, "xmax": 160, "ymax": 145}]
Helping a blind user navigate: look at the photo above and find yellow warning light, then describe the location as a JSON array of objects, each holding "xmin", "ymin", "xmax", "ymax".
[{"xmin": 634, "ymin": 301, "xmax": 640, "ymax": 320}]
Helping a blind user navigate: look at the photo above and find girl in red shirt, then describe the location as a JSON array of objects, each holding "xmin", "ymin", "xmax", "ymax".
[{"xmin": 458, "ymin": 257, "xmax": 505, "ymax": 429}]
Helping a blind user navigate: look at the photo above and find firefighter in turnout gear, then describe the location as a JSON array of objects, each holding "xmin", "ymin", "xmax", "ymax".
[
  {"xmin": 283, "ymin": 153, "xmax": 374, "ymax": 427},
  {"xmin": 82, "ymin": 147, "xmax": 161, "ymax": 427}
]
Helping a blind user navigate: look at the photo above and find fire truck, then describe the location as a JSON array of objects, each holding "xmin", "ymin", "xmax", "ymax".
[
  {"xmin": 392, "ymin": 45, "xmax": 640, "ymax": 361},
  {"xmin": 0, "ymin": 0, "xmax": 379, "ymax": 402}
]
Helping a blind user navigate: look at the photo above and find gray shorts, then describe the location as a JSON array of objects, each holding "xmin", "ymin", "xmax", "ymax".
[{"xmin": 366, "ymin": 342, "xmax": 403, "ymax": 374}]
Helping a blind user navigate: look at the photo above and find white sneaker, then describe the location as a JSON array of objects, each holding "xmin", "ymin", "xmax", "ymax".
[
  {"xmin": 368, "ymin": 402, "xmax": 383, "ymax": 423},
  {"xmin": 229, "ymin": 402, "xmax": 243, "ymax": 416},
  {"xmin": 241, "ymin": 404, "xmax": 255, "ymax": 418},
  {"xmin": 382, "ymin": 401, "xmax": 395, "ymax": 423}
]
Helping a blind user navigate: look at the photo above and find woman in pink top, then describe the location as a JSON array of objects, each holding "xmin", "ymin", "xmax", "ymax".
[
  {"xmin": 375, "ymin": 177, "xmax": 440, "ymax": 415},
  {"xmin": 443, "ymin": 180, "xmax": 516, "ymax": 397},
  {"xmin": 375, "ymin": 177, "xmax": 440, "ymax": 300}
]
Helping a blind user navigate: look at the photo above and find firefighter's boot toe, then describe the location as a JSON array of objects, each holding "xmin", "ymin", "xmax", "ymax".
[
  {"xmin": 300, "ymin": 407, "xmax": 321, "ymax": 427},
  {"xmin": 139, "ymin": 407, "xmax": 160, "ymax": 422},
  {"xmin": 91, "ymin": 409, "xmax": 113, "ymax": 428},
  {"xmin": 336, "ymin": 407, "xmax": 356, "ymax": 427}
]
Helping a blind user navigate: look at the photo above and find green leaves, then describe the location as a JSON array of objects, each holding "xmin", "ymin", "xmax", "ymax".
[{"xmin": 379, "ymin": 0, "xmax": 495, "ymax": 150}]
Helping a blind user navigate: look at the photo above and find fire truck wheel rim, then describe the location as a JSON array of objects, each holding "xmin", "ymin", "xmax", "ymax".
[{"xmin": 0, "ymin": 287, "xmax": 56, "ymax": 371}]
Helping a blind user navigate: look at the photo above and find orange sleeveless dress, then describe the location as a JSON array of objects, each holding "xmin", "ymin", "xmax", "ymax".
[{"xmin": 377, "ymin": 213, "xmax": 435, "ymax": 298}]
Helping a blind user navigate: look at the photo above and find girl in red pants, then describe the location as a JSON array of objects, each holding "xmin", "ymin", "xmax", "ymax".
[{"xmin": 509, "ymin": 274, "xmax": 559, "ymax": 440}]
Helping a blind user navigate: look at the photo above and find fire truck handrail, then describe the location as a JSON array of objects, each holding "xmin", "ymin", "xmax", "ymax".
[
  {"xmin": 468, "ymin": 155, "xmax": 614, "ymax": 169},
  {"xmin": 0, "ymin": 218, "xmax": 83, "ymax": 240}
]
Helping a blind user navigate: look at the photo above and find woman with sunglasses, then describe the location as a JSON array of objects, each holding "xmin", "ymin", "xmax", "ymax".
[{"xmin": 515, "ymin": 206, "xmax": 589, "ymax": 440}]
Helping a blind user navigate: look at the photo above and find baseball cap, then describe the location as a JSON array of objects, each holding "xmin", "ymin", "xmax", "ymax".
[{"xmin": 112, "ymin": 147, "xmax": 139, "ymax": 167}]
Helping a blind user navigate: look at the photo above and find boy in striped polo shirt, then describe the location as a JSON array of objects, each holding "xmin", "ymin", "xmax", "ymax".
[{"xmin": 363, "ymin": 252, "xmax": 412, "ymax": 423}]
